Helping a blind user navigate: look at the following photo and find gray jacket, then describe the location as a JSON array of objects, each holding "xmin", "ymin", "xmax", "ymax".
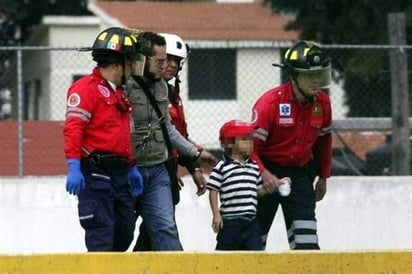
[{"xmin": 126, "ymin": 76, "xmax": 194, "ymax": 166}]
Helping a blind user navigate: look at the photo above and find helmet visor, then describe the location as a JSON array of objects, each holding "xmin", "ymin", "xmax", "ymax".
[
  {"xmin": 132, "ymin": 53, "xmax": 146, "ymax": 76},
  {"xmin": 293, "ymin": 64, "xmax": 331, "ymax": 89}
]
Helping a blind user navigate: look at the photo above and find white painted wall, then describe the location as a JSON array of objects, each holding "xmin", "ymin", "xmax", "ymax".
[
  {"xmin": 181, "ymin": 48, "xmax": 283, "ymax": 149},
  {"xmin": 0, "ymin": 176, "xmax": 411, "ymax": 254},
  {"xmin": 27, "ymin": 16, "xmax": 349, "ymax": 141}
]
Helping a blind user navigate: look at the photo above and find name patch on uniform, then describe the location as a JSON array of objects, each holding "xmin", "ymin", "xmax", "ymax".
[
  {"xmin": 279, "ymin": 117, "xmax": 294, "ymax": 125},
  {"xmin": 279, "ymin": 103, "xmax": 291, "ymax": 116},
  {"xmin": 158, "ymin": 91, "xmax": 168, "ymax": 101},
  {"xmin": 67, "ymin": 93, "xmax": 80, "ymax": 107},
  {"xmin": 98, "ymin": 85, "xmax": 110, "ymax": 98}
]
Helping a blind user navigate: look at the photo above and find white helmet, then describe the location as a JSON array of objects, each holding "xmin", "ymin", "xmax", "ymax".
[{"xmin": 159, "ymin": 33, "xmax": 188, "ymax": 65}]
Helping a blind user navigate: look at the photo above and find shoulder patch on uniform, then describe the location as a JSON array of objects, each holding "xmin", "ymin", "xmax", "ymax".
[
  {"xmin": 67, "ymin": 93, "xmax": 81, "ymax": 107},
  {"xmin": 98, "ymin": 85, "xmax": 110, "ymax": 97}
]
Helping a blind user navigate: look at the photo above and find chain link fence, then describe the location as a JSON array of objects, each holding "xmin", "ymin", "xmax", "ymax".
[{"xmin": 0, "ymin": 44, "xmax": 410, "ymax": 176}]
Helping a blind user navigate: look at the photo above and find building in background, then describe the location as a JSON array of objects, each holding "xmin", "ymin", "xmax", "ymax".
[
  {"xmin": 24, "ymin": 0, "xmax": 300, "ymax": 149},
  {"xmin": 1, "ymin": 1, "xmax": 366, "ymax": 176},
  {"xmin": 23, "ymin": 16, "xmax": 99, "ymax": 121}
]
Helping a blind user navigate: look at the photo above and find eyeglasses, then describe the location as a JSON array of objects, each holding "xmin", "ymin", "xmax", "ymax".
[{"xmin": 148, "ymin": 56, "xmax": 168, "ymax": 66}]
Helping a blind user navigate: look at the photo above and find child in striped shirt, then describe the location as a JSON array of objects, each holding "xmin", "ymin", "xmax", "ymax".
[{"xmin": 206, "ymin": 120, "xmax": 269, "ymax": 250}]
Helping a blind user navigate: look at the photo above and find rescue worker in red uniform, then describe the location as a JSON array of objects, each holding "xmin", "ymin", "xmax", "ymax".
[
  {"xmin": 63, "ymin": 27, "xmax": 144, "ymax": 251},
  {"xmin": 251, "ymin": 41, "xmax": 332, "ymax": 250}
]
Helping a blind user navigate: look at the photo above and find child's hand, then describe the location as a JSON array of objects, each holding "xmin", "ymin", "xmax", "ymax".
[{"xmin": 212, "ymin": 214, "xmax": 223, "ymax": 233}]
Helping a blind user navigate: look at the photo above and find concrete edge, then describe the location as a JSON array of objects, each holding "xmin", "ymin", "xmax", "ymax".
[{"xmin": 1, "ymin": 250, "xmax": 412, "ymax": 273}]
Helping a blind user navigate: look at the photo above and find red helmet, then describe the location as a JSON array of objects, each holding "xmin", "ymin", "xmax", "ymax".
[{"xmin": 219, "ymin": 120, "xmax": 254, "ymax": 145}]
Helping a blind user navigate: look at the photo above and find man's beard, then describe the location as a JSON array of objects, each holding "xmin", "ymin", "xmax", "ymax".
[{"xmin": 146, "ymin": 71, "xmax": 162, "ymax": 82}]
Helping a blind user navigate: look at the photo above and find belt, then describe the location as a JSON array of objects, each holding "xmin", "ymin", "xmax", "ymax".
[
  {"xmin": 223, "ymin": 214, "xmax": 255, "ymax": 222},
  {"xmin": 84, "ymin": 152, "xmax": 129, "ymax": 170}
]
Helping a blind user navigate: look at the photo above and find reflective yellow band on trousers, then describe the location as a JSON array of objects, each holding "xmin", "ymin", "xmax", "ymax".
[{"xmin": 1, "ymin": 250, "xmax": 411, "ymax": 274}]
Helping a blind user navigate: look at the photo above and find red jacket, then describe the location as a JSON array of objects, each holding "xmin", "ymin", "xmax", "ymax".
[
  {"xmin": 251, "ymin": 81, "xmax": 332, "ymax": 178},
  {"xmin": 63, "ymin": 67, "xmax": 135, "ymax": 165},
  {"xmin": 168, "ymin": 85, "xmax": 189, "ymax": 160},
  {"xmin": 168, "ymin": 94, "xmax": 188, "ymax": 138}
]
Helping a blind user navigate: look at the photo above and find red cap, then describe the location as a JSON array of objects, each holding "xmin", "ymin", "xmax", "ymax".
[{"xmin": 219, "ymin": 120, "xmax": 254, "ymax": 144}]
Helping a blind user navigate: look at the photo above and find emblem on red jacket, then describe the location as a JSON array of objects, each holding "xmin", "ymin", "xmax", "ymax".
[
  {"xmin": 279, "ymin": 103, "xmax": 291, "ymax": 116},
  {"xmin": 312, "ymin": 103, "xmax": 322, "ymax": 116},
  {"xmin": 279, "ymin": 103, "xmax": 293, "ymax": 125},
  {"xmin": 67, "ymin": 93, "xmax": 80, "ymax": 107},
  {"xmin": 98, "ymin": 85, "xmax": 110, "ymax": 98}
]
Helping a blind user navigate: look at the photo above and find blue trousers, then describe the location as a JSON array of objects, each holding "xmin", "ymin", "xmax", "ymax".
[
  {"xmin": 78, "ymin": 162, "xmax": 135, "ymax": 251},
  {"xmin": 216, "ymin": 217, "xmax": 263, "ymax": 251},
  {"xmin": 135, "ymin": 164, "xmax": 183, "ymax": 251}
]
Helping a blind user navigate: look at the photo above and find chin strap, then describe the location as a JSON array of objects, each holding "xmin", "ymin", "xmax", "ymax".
[
  {"xmin": 297, "ymin": 86, "xmax": 315, "ymax": 101},
  {"xmin": 292, "ymin": 77, "xmax": 315, "ymax": 102},
  {"xmin": 120, "ymin": 56, "xmax": 127, "ymax": 85}
]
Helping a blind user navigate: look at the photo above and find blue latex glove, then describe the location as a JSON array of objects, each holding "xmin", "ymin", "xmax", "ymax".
[
  {"xmin": 128, "ymin": 166, "xmax": 144, "ymax": 197},
  {"xmin": 66, "ymin": 159, "xmax": 85, "ymax": 195}
]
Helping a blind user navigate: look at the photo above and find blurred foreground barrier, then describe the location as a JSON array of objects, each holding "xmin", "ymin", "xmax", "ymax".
[{"xmin": 0, "ymin": 251, "xmax": 411, "ymax": 274}]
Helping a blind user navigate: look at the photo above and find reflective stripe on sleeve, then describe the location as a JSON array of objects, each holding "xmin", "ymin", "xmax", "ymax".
[
  {"xmin": 253, "ymin": 127, "xmax": 268, "ymax": 142},
  {"xmin": 66, "ymin": 107, "xmax": 91, "ymax": 122},
  {"xmin": 319, "ymin": 125, "xmax": 332, "ymax": 136}
]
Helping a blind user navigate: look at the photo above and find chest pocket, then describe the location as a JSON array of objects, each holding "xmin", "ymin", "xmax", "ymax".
[
  {"xmin": 306, "ymin": 117, "xmax": 323, "ymax": 143},
  {"xmin": 128, "ymin": 90, "xmax": 156, "ymax": 130},
  {"xmin": 272, "ymin": 115, "xmax": 296, "ymax": 143},
  {"xmin": 128, "ymin": 91, "xmax": 146, "ymax": 105},
  {"xmin": 154, "ymin": 92, "xmax": 168, "ymax": 113},
  {"xmin": 95, "ymin": 90, "xmax": 119, "ymax": 124},
  {"xmin": 132, "ymin": 128, "xmax": 164, "ymax": 149}
]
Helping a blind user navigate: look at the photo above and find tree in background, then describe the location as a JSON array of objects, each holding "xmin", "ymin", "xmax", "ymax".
[
  {"xmin": 0, "ymin": 0, "xmax": 90, "ymax": 119},
  {"xmin": 0, "ymin": 0, "xmax": 90, "ymax": 46},
  {"xmin": 263, "ymin": 0, "xmax": 411, "ymax": 117}
]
